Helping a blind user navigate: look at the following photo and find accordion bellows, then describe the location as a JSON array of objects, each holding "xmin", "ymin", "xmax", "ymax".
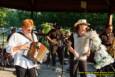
[{"xmin": 27, "ymin": 42, "xmax": 49, "ymax": 63}]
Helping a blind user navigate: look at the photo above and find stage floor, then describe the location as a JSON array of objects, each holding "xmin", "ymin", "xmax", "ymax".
[{"xmin": 0, "ymin": 62, "xmax": 97, "ymax": 77}]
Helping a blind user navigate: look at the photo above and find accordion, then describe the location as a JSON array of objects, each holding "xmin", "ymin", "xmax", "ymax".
[{"xmin": 25, "ymin": 42, "xmax": 49, "ymax": 63}]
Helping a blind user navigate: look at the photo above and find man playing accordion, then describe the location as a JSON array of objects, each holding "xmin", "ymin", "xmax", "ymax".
[{"xmin": 6, "ymin": 19, "xmax": 38, "ymax": 77}]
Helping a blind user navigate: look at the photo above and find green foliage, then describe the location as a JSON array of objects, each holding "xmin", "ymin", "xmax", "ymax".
[
  {"xmin": 0, "ymin": 7, "xmax": 114, "ymax": 33},
  {"xmin": 41, "ymin": 22, "xmax": 53, "ymax": 34},
  {"xmin": 60, "ymin": 28, "xmax": 71, "ymax": 38},
  {"xmin": 0, "ymin": 8, "xmax": 8, "ymax": 27}
]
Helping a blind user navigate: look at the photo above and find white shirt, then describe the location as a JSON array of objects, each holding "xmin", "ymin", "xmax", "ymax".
[
  {"xmin": 6, "ymin": 32, "xmax": 38, "ymax": 69},
  {"xmin": 73, "ymin": 33, "xmax": 90, "ymax": 61}
]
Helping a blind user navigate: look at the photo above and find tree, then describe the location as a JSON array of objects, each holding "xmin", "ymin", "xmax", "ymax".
[{"xmin": 0, "ymin": 8, "xmax": 8, "ymax": 27}]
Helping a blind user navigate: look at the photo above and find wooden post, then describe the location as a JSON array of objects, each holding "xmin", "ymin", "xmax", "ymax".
[{"xmin": 107, "ymin": 12, "xmax": 113, "ymax": 27}]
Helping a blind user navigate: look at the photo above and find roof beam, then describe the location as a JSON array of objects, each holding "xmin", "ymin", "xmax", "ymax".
[{"xmin": 0, "ymin": 0, "xmax": 115, "ymax": 12}]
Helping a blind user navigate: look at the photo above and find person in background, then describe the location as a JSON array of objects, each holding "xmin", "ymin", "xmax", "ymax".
[
  {"xmin": 6, "ymin": 19, "xmax": 38, "ymax": 77},
  {"xmin": 46, "ymin": 23, "xmax": 64, "ymax": 68},
  {"xmin": 100, "ymin": 25, "xmax": 115, "ymax": 58},
  {"xmin": 67, "ymin": 19, "xmax": 91, "ymax": 77}
]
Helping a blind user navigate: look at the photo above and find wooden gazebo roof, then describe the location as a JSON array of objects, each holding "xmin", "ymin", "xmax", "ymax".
[
  {"xmin": 0, "ymin": 0, "xmax": 115, "ymax": 12},
  {"xmin": 0, "ymin": 0, "xmax": 115, "ymax": 26}
]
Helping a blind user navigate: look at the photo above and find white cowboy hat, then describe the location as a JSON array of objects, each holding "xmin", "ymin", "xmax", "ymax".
[{"xmin": 74, "ymin": 19, "xmax": 90, "ymax": 27}]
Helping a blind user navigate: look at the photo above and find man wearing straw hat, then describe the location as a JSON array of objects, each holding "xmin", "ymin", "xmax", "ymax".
[{"xmin": 67, "ymin": 19, "xmax": 91, "ymax": 77}]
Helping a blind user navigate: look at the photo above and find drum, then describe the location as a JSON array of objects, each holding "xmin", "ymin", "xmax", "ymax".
[{"xmin": 26, "ymin": 42, "xmax": 49, "ymax": 63}]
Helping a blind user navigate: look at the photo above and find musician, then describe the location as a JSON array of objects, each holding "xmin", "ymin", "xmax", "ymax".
[
  {"xmin": 88, "ymin": 26, "xmax": 115, "ymax": 75},
  {"xmin": 100, "ymin": 25, "xmax": 115, "ymax": 58},
  {"xmin": 67, "ymin": 19, "xmax": 90, "ymax": 77},
  {"xmin": 46, "ymin": 23, "xmax": 64, "ymax": 68},
  {"xmin": 6, "ymin": 19, "xmax": 38, "ymax": 77}
]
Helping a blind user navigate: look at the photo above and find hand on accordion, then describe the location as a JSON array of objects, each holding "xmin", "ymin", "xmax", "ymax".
[
  {"xmin": 14, "ymin": 42, "xmax": 30, "ymax": 51},
  {"xmin": 31, "ymin": 42, "xmax": 40, "ymax": 49},
  {"xmin": 22, "ymin": 43, "xmax": 30, "ymax": 49}
]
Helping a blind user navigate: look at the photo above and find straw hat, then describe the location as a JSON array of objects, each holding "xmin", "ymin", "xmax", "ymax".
[{"xmin": 74, "ymin": 19, "xmax": 90, "ymax": 27}]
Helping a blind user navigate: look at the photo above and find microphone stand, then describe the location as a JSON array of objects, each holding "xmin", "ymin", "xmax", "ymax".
[
  {"xmin": 60, "ymin": 37, "xmax": 68, "ymax": 77},
  {"xmin": 61, "ymin": 44, "xmax": 64, "ymax": 77}
]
